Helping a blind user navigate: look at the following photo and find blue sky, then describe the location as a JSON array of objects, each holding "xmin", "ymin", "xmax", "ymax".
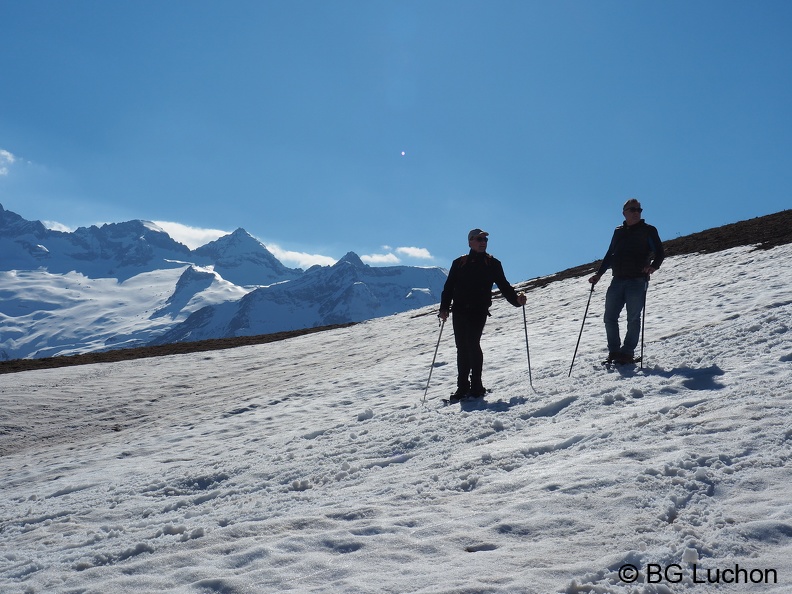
[{"xmin": 1, "ymin": 0, "xmax": 790, "ymax": 282}]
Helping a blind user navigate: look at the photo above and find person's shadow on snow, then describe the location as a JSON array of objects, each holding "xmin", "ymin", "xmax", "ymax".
[
  {"xmin": 634, "ymin": 364, "xmax": 726, "ymax": 390},
  {"xmin": 458, "ymin": 395, "xmax": 530, "ymax": 412}
]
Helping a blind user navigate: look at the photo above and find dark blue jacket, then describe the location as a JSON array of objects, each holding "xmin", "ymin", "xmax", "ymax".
[{"xmin": 596, "ymin": 220, "xmax": 664, "ymax": 278}]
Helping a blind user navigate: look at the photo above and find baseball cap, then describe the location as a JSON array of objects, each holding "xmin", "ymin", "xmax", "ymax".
[{"xmin": 468, "ymin": 228, "xmax": 489, "ymax": 241}]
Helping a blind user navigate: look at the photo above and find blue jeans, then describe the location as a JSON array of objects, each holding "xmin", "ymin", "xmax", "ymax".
[{"xmin": 603, "ymin": 277, "xmax": 647, "ymax": 356}]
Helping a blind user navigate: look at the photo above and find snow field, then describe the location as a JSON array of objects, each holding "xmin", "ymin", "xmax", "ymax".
[{"xmin": 1, "ymin": 243, "xmax": 791, "ymax": 593}]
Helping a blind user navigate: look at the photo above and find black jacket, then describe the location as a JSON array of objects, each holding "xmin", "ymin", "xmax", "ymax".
[
  {"xmin": 440, "ymin": 250, "xmax": 521, "ymax": 313},
  {"xmin": 596, "ymin": 220, "xmax": 664, "ymax": 278}
]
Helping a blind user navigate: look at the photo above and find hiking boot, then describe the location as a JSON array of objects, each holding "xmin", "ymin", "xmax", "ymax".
[
  {"xmin": 449, "ymin": 385, "xmax": 469, "ymax": 402},
  {"xmin": 614, "ymin": 352, "xmax": 635, "ymax": 364},
  {"xmin": 469, "ymin": 384, "xmax": 487, "ymax": 398}
]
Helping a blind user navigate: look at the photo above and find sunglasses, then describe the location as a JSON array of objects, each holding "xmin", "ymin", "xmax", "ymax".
[
  {"xmin": 472, "ymin": 236, "xmax": 488, "ymax": 242},
  {"xmin": 624, "ymin": 207, "xmax": 643, "ymax": 213}
]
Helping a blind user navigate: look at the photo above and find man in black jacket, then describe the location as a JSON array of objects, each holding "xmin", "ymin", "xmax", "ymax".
[
  {"xmin": 439, "ymin": 228, "xmax": 526, "ymax": 400},
  {"xmin": 589, "ymin": 199, "xmax": 664, "ymax": 364}
]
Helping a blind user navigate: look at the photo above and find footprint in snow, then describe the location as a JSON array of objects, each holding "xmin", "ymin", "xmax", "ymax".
[{"xmin": 464, "ymin": 543, "xmax": 498, "ymax": 553}]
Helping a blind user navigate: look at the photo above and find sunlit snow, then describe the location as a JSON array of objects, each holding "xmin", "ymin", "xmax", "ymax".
[{"xmin": 1, "ymin": 243, "xmax": 791, "ymax": 593}]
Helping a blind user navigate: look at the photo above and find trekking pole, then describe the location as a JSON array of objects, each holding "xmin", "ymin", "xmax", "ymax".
[
  {"xmin": 421, "ymin": 317, "xmax": 445, "ymax": 404},
  {"xmin": 520, "ymin": 293, "xmax": 534, "ymax": 391},
  {"xmin": 639, "ymin": 279, "xmax": 649, "ymax": 370},
  {"xmin": 568, "ymin": 284, "xmax": 595, "ymax": 377}
]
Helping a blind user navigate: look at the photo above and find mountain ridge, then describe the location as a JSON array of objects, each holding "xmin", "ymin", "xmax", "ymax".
[{"xmin": 0, "ymin": 204, "xmax": 282, "ymax": 280}]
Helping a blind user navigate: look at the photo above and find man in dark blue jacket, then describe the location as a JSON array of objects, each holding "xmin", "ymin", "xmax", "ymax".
[
  {"xmin": 439, "ymin": 228, "xmax": 526, "ymax": 400},
  {"xmin": 589, "ymin": 199, "xmax": 664, "ymax": 364}
]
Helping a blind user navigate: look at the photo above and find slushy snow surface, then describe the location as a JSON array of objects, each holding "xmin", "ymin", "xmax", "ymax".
[{"xmin": 2, "ymin": 243, "xmax": 791, "ymax": 593}]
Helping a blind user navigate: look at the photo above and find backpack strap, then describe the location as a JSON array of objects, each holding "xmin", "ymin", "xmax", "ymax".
[{"xmin": 459, "ymin": 253, "xmax": 492, "ymax": 267}]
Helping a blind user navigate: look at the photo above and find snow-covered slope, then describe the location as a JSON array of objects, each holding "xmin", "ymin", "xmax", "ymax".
[
  {"xmin": 0, "ymin": 204, "xmax": 447, "ymax": 360},
  {"xmin": 1, "ymin": 240, "xmax": 790, "ymax": 593},
  {"xmin": 0, "ymin": 266, "xmax": 247, "ymax": 359}
]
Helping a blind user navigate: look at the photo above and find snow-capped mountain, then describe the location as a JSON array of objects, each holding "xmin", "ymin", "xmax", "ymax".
[
  {"xmin": 152, "ymin": 251, "xmax": 448, "ymax": 344},
  {"xmin": 192, "ymin": 227, "xmax": 302, "ymax": 287},
  {"xmin": 0, "ymin": 204, "xmax": 296, "ymax": 283},
  {"xmin": 0, "ymin": 204, "xmax": 447, "ymax": 360},
  {"xmin": 1, "ymin": 206, "xmax": 191, "ymax": 279}
]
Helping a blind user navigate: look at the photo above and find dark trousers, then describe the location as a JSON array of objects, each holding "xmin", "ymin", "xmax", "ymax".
[{"xmin": 452, "ymin": 309, "xmax": 489, "ymax": 389}]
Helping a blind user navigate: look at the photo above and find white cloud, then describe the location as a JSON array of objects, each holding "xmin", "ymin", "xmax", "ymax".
[
  {"xmin": 0, "ymin": 149, "xmax": 16, "ymax": 176},
  {"xmin": 395, "ymin": 246, "xmax": 433, "ymax": 260},
  {"xmin": 359, "ymin": 246, "xmax": 434, "ymax": 266},
  {"xmin": 42, "ymin": 220, "xmax": 74, "ymax": 232},
  {"xmin": 266, "ymin": 244, "xmax": 337, "ymax": 269},
  {"xmin": 361, "ymin": 253, "xmax": 401, "ymax": 265},
  {"xmin": 153, "ymin": 221, "xmax": 229, "ymax": 249},
  {"xmin": 149, "ymin": 221, "xmax": 337, "ymax": 269}
]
